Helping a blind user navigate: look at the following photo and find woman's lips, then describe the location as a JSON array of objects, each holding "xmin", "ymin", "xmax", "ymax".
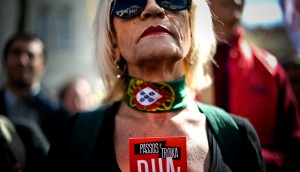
[{"xmin": 141, "ymin": 26, "xmax": 171, "ymax": 38}]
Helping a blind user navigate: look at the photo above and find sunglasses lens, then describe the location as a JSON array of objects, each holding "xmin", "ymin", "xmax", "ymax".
[
  {"xmin": 112, "ymin": 0, "xmax": 191, "ymax": 19},
  {"xmin": 157, "ymin": 0, "xmax": 191, "ymax": 11},
  {"xmin": 112, "ymin": 0, "xmax": 145, "ymax": 19}
]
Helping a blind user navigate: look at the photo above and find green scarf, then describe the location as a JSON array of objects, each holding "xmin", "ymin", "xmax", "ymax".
[{"xmin": 124, "ymin": 76, "xmax": 189, "ymax": 112}]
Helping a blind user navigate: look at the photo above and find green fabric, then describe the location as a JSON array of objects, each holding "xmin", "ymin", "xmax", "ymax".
[
  {"xmin": 70, "ymin": 106, "xmax": 107, "ymax": 166},
  {"xmin": 124, "ymin": 76, "xmax": 188, "ymax": 112},
  {"xmin": 196, "ymin": 102, "xmax": 242, "ymax": 171},
  {"xmin": 71, "ymin": 102, "xmax": 241, "ymax": 169}
]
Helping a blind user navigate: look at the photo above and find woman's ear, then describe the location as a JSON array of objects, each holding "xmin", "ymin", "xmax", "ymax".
[
  {"xmin": 112, "ymin": 37, "xmax": 121, "ymax": 60},
  {"xmin": 112, "ymin": 36, "xmax": 118, "ymax": 48},
  {"xmin": 113, "ymin": 47, "xmax": 121, "ymax": 61}
]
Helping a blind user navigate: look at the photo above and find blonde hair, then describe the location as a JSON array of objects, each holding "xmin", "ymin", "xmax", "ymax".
[{"xmin": 94, "ymin": 0, "xmax": 216, "ymax": 105}]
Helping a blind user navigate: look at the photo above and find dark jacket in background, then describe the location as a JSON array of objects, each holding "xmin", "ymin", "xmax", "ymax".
[{"xmin": 0, "ymin": 87, "xmax": 70, "ymax": 172}]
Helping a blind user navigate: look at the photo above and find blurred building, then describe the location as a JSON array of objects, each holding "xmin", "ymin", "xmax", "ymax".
[
  {"xmin": 244, "ymin": 26, "xmax": 297, "ymax": 61},
  {"xmin": 0, "ymin": 0, "xmax": 104, "ymax": 101},
  {"xmin": 241, "ymin": 0, "xmax": 296, "ymax": 60}
]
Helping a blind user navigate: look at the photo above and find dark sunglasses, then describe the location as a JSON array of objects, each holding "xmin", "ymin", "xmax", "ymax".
[{"xmin": 111, "ymin": 0, "xmax": 192, "ymax": 19}]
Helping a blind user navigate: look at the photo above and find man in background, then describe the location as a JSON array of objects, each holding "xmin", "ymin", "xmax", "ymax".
[
  {"xmin": 280, "ymin": 0, "xmax": 300, "ymax": 56},
  {"xmin": 280, "ymin": 0, "xmax": 300, "ymax": 109},
  {"xmin": 197, "ymin": 0, "xmax": 300, "ymax": 171},
  {"xmin": 58, "ymin": 76, "xmax": 95, "ymax": 116},
  {"xmin": 0, "ymin": 33, "xmax": 70, "ymax": 172}
]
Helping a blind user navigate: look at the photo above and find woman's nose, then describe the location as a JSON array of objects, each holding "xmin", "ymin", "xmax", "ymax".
[{"xmin": 140, "ymin": 0, "xmax": 166, "ymax": 19}]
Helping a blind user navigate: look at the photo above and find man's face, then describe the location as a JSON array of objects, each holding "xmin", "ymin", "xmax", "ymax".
[
  {"xmin": 4, "ymin": 39, "xmax": 45, "ymax": 88},
  {"xmin": 210, "ymin": 0, "xmax": 244, "ymax": 26}
]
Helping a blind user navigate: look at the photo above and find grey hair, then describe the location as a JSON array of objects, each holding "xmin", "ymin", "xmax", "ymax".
[{"xmin": 94, "ymin": 0, "xmax": 216, "ymax": 105}]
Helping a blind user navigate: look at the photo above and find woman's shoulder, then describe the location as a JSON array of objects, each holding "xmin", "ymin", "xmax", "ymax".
[
  {"xmin": 230, "ymin": 114, "xmax": 266, "ymax": 172},
  {"xmin": 230, "ymin": 114, "xmax": 258, "ymax": 136},
  {"xmin": 196, "ymin": 102, "xmax": 265, "ymax": 171}
]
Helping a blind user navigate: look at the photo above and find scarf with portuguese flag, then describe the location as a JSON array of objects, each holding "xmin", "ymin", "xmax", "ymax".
[{"xmin": 124, "ymin": 76, "xmax": 188, "ymax": 112}]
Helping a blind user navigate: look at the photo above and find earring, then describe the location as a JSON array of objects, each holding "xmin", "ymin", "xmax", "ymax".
[
  {"xmin": 186, "ymin": 57, "xmax": 195, "ymax": 65},
  {"xmin": 115, "ymin": 59, "xmax": 126, "ymax": 79}
]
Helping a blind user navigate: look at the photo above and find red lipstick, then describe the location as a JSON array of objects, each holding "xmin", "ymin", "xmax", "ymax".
[{"xmin": 141, "ymin": 26, "xmax": 170, "ymax": 38}]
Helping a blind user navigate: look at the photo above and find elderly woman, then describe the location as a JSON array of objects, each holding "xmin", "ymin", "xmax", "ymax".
[{"xmin": 46, "ymin": 0, "xmax": 265, "ymax": 171}]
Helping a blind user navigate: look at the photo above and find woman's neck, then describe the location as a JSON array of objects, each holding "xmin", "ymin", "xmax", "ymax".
[{"xmin": 126, "ymin": 61, "xmax": 185, "ymax": 82}]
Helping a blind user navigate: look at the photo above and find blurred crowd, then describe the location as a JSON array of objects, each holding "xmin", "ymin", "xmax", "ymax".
[{"xmin": 0, "ymin": 0, "xmax": 300, "ymax": 171}]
